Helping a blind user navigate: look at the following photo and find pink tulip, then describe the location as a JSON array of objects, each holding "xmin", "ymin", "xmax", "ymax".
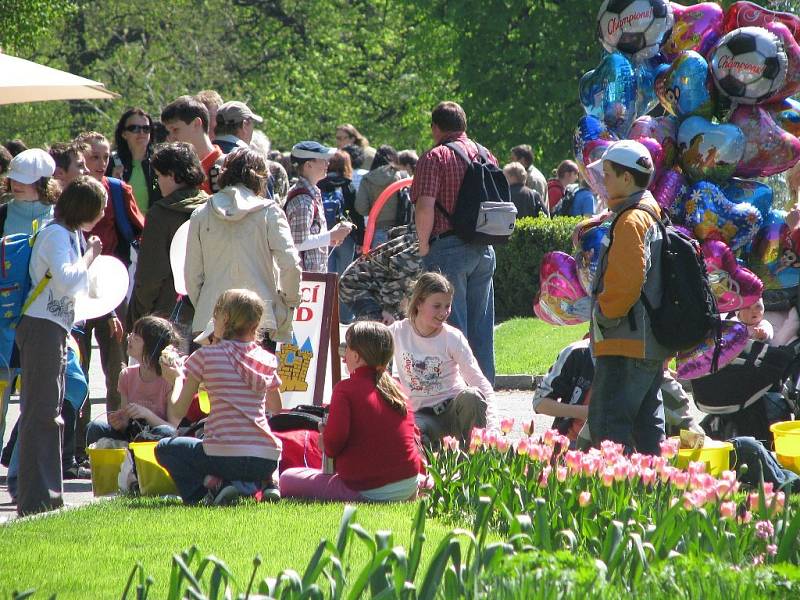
[
  {"xmin": 720, "ymin": 470, "xmax": 736, "ymax": 483},
  {"xmin": 521, "ymin": 419, "xmax": 534, "ymax": 436},
  {"xmin": 671, "ymin": 471, "xmax": 690, "ymax": 490},
  {"xmin": 602, "ymin": 466, "xmax": 615, "ymax": 487},
  {"xmin": 740, "ymin": 511, "xmax": 753, "ymax": 524},
  {"xmin": 484, "ymin": 430, "xmax": 499, "ymax": 449},
  {"xmin": 539, "ymin": 465, "xmax": 552, "ymax": 486},
  {"xmin": 641, "ymin": 467, "xmax": 656, "ymax": 487},
  {"xmin": 497, "ymin": 437, "xmax": 511, "ymax": 453},
  {"xmin": 469, "ymin": 428, "xmax": 484, "ymax": 447},
  {"xmin": 579, "ymin": 491, "xmax": 592, "ymax": 507},
  {"xmin": 659, "ymin": 438, "xmax": 679, "ymax": 459},
  {"xmin": 557, "ymin": 466, "xmax": 568, "ymax": 482},
  {"xmin": 442, "ymin": 436, "xmax": 460, "ymax": 452},
  {"xmin": 613, "ymin": 461, "xmax": 629, "ymax": 482},
  {"xmin": 543, "ymin": 429, "xmax": 558, "ymax": 446},
  {"xmin": 687, "ymin": 461, "xmax": 706, "ymax": 475},
  {"xmin": 500, "ymin": 417, "xmax": 514, "ymax": 434},
  {"xmin": 720, "ymin": 501, "xmax": 736, "ymax": 519},
  {"xmin": 565, "ymin": 450, "xmax": 582, "ymax": 473},
  {"xmin": 516, "ymin": 437, "xmax": 530, "ymax": 455}
]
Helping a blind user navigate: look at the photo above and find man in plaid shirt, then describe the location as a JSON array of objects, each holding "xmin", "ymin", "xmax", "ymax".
[{"xmin": 411, "ymin": 101, "xmax": 498, "ymax": 383}]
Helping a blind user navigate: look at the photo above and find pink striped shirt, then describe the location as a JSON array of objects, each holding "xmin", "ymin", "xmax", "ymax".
[{"xmin": 185, "ymin": 341, "xmax": 282, "ymax": 461}]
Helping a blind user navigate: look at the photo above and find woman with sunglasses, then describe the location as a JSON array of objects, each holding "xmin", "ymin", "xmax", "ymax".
[{"xmin": 107, "ymin": 107, "xmax": 160, "ymax": 212}]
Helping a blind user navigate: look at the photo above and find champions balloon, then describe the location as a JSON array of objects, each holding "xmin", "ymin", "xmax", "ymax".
[
  {"xmin": 655, "ymin": 50, "xmax": 716, "ymax": 118},
  {"xmin": 677, "ymin": 116, "xmax": 745, "ymax": 183},
  {"xmin": 597, "ymin": 0, "xmax": 674, "ymax": 62},
  {"xmin": 710, "ymin": 26, "xmax": 788, "ymax": 105},
  {"xmin": 676, "ymin": 320, "xmax": 748, "ymax": 380},
  {"xmin": 730, "ymin": 104, "xmax": 800, "ymax": 178},
  {"xmin": 662, "ymin": 2, "xmax": 723, "ymax": 61},
  {"xmin": 579, "ymin": 52, "xmax": 638, "ymax": 136},
  {"xmin": 681, "ymin": 180, "xmax": 761, "ymax": 249},
  {"xmin": 702, "ymin": 239, "xmax": 763, "ymax": 312},
  {"xmin": 722, "ymin": 178, "xmax": 774, "ymax": 221},
  {"xmin": 722, "ymin": 1, "xmax": 800, "ymax": 41}
]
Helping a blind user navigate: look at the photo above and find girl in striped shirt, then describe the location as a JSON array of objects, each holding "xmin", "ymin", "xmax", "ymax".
[{"xmin": 155, "ymin": 289, "xmax": 283, "ymax": 505}]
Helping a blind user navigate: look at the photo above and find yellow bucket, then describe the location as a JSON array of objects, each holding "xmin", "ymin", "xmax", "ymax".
[
  {"xmin": 674, "ymin": 438, "xmax": 733, "ymax": 476},
  {"xmin": 87, "ymin": 447, "xmax": 127, "ymax": 496},
  {"xmin": 198, "ymin": 388, "xmax": 210, "ymax": 414},
  {"xmin": 129, "ymin": 441, "xmax": 178, "ymax": 496},
  {"xmin": 770, "ymin": 421, "xmax": 800, "ymax": 475}
]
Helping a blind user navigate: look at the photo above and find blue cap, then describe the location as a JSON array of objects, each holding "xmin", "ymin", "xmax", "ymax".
[{"xmin": 291, "ymin": 141, "xmax": 336, "ymax": 160}]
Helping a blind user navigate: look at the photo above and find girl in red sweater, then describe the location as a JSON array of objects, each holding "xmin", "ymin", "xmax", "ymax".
[{"xmin": 280, "ymin": 321, "xmax": 422, "ymax": 501}]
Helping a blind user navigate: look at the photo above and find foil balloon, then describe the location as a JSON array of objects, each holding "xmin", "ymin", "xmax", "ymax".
[
  {"xmin": 655, "ymin": 50, "xmax": 716, "ymax": 118},
  {"xmin": 534, "ymin": 251, "xmax": 589, "ymax": 326},
  {"xmin": 677, "ymin": 116, "xmax": 745, "ymax": 183},
  {"xmin": 710, "ymin": 27, "xmax": 788, "ymax": 105},
  {"xmin": 722, "ymin": 178, "xmax": 773, "ymax": 221},
  {"xmin": 575, "ymin": 222, "xmax": 610, "ymax": 296},
  {"xmin": 722, "ymin": 1, "xmax": 800, "ymax": 40},
  {"xmin": 681, "ymin": 181, "xmax": 761, "ymax": 249},
  {"xmin": 573, "ymin": 115, "xmax": 617, "ymax": 167},
  {"xmin": 702, "ymin": 239, "xmax": 763, "ymax": 312},
  {"xmin": 633, "ymin": 136, "xmax": 665, "ymax": 186},
  {"xmin": 579, "ymin": 52, "xmax": 638, "ymax": 136},
  {"xmin": 629, "ymin": 114, "xmax": 678, "ymax": 167},
  {"xmin": 748, "ymin": 208, "xmax": 800, "ymax": 290},
  {"xmin": 597, "ymin": 0, "xmax": 675, "ymax": 62},
  {"xmin": 651, "ymin": 167, "xmax": 687, "ymax": 215},
  {"xmin": 730, "ymin": 104, "xmax": 800, "ymax": 178},
  {"xmin": 676, "ymin": 320, "xmax": 748, "ymax": 380},
  {"xmin": 763, "ymin": 22, "xmax": 800, "ymax": 102},
  {"xmin": 635, "ymin": 57, "xmax": 669, "ymax": 116},
  {"xmin": 765, "ymin": 97, "xmax": 800, "ymax": 137},
  {"xmin": 662, "ymin": 2, "xmax": 723, "ymax": 61}
]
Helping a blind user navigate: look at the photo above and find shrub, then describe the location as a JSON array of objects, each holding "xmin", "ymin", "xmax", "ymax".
[{"xmin": 494, "ymin": 216, "xmax": 581, "ymax": 321}]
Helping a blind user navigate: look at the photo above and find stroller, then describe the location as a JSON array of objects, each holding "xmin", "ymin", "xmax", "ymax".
[{"xmin": 691, "ymin": 337, "xmax": 800, "ymax": 443}]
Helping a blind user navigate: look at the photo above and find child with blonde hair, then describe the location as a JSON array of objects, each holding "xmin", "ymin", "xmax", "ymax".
[
  {"xmin": 155, "ymin": 289, "xmax": 283, "ymax": 505},
  {"xmin": 280, "ymin": 321, "xmax": 422, "ymax": 501}
]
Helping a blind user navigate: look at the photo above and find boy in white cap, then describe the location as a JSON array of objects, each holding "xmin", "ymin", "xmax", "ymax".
[
  {"xmin": 285, "ymin": 142, "xmax": 353, "ymax": 272},
  {"xmin": 586, "ymin": 140, "xmax": 670, "ymax": 456}
]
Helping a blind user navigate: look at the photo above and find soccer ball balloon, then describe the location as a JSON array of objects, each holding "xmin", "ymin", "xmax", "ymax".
[
  {"xmin": 597, "ymin": 0, "xmax": 674, "ymax": 62},
  {"xmin": 710, "ymin": 27, "xmax": 788, "ymax": 105}
]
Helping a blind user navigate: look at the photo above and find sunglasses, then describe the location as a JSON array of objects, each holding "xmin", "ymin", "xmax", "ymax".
[{"xmin": 124, "ymin": 124, "xmax": 151, "ymax": 134}]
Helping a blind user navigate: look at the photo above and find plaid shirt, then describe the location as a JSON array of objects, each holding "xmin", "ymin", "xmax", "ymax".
[
  {"xmin": 411, "ymin": 132, "xmax": 498, "ymax": 237},
  {"xmin": 285, "ymin": 177, "xmax": 328, "ymax": 272}
]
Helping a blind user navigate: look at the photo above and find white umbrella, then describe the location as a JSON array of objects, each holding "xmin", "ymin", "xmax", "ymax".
[{"xmin": 0, "ymin": 52, "xmax": 119, "ymax": 105}]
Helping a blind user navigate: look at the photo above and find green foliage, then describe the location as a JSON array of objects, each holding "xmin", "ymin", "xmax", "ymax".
[
  {"xmin": 0, "ymin": 0, "xmax": 75, "ymax": 53},
  {"xmin": 494, "ymin": 216, "xmax": 581, "ymax": 321}
]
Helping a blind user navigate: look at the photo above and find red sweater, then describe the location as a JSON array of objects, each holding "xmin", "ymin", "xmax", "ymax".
[
  {"xmin": 89, "ymin": 177, "xmax": 145, "ymax": 256},
  {"xmin": 323, "ymin": 366, "xmax": 421, "ymax": 490}
]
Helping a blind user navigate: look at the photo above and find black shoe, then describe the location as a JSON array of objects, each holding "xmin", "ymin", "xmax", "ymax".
[{"xmin": 64, "ymin": 464, "xmax": 91, "ymax": 480}]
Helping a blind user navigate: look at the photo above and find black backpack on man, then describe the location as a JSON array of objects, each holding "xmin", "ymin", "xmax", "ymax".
[{"xmin": 435, "ymin": 142, "xmax": 516, "ymax": 245}]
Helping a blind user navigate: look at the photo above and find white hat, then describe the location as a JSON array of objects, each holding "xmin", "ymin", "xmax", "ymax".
[
  {"xmin": 7, "ymin": 149, "xmax": 56, "ymax": 184},
  {"xmin": 588, "ymin": 140, "xmax": 654, "ymax": 176},
  {"xmin": 193, "ymin": 318, "xmax": 215, "ymax": 345}
]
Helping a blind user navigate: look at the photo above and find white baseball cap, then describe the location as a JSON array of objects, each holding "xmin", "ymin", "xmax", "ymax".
[
  {"xmin": 587, "ymin": 140, "xmax": 654, "ymax": 175},
  {"xmin": 7, "ymin": 148, "xmax": 56, "ymax": 184}
]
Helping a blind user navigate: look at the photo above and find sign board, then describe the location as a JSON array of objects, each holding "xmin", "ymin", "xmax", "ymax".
[{"xmin": 275, "ymin": 272, "xmax": 341, "ymax": 408}]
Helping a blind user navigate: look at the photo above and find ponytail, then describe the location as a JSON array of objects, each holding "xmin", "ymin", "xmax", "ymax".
[{"xmin": 375, "ymin": 368, "xmax": 407, "ymax": 416}]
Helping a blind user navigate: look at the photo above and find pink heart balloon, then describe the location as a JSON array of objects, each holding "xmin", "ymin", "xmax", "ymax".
[
  {"xmin": 723, "ymin": 1, "xmax": 800, "ymax": 40},
  {"xmin": 763, "ymin": 21, "xmax": 800, "ymax": 102},
  {"xmin": 731, "ymin": 104, "xmax": 800, "ymax": 178},
  {"xmin": 663, "ymin": 2, "xmax": 724, "ymax": 62},
  {"xmin": 677, "ymin": 320, "xmax": 748, "ymax": 379},
  {"xmin": 633, "ymin": 136, "xmax": 665, "ymax": 189},
  {"xmin": 702, "ymin": 239, "xmax": 763, "ymax": 312},
  {"xmin": 652, "ymin": 167, "xmax": 687, "ymax": 213},
  {"xmin": 629, "ymin": 115, "xmax": 679, "ymax": 168}
]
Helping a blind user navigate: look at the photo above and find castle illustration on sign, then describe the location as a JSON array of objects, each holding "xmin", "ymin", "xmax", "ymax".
[{"xmin": 277, "ymin": 333, "xmax": 314, "ymax": 392}]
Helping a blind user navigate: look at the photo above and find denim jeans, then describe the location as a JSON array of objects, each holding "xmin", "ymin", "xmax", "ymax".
[
  {"xmin": 370, "ymin": 228, "xmax": 389, "ymax": 250},
  {"xmin": 328, "ymin": 236, "xmax": 356, "ymax": 323},
  {"xmin": 86, "ymin": 419, "xmax": 176, "ymax": 446},
  {"xmin": 423, "ymin": 236, "xmax": 496, "ymax": 383},
  {"xmin": 588, "ymin": 355, "xmax": 665, "ymax": 455},
  {"xmin": 155, "ymin": 437, "xmax": 278, "ymax": 504}
]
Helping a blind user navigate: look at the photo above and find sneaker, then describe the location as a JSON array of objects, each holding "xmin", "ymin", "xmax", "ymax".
[
  {"xmin": 256, "ymin": 485, "xmax": 281, "ymax": 503},
  {"xmin": 63, "ymin": 464, "xmax": 91, "ymax": 480},
  {"xmin": 212, "ymin": 485, "xmax": 241, "ymax": 506}
]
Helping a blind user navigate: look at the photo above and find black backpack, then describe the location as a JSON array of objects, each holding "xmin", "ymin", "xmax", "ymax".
[
  {"xmin": 554, "ymin": 185, "xmax": 578, "ymax": 217},
  {"xmin": 395, "ymin": 185, "xmax": 414, "ymax": 226},
  {"xmin": 608, "ymin": 202, "xmax": 721, "ymax": 356},
  {"xmin": 435, "ymin": 142, "xmax": 516, "ymax": 244}
]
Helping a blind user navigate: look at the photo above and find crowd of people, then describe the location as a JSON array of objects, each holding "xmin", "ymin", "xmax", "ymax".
[{"xmin": 1, "ymin": 93, "xmax": 795, "ymax": 516}]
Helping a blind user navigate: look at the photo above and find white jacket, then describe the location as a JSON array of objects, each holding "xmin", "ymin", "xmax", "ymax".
[{"xmin": 185, "ymin": 184, "xmax": 301, "ymax": 341}]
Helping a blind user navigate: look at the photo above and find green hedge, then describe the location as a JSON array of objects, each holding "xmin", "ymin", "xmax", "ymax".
[{"xmin": 495, "ymin": 216, "xmax": 582, "ymax": 321}]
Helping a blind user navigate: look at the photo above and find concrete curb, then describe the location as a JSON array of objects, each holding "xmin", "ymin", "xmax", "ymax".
[{"xmin": 495, "ymin": 374, "xmax": 543, "ymax": 391}]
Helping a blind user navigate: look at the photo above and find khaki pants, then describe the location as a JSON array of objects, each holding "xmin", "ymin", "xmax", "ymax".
[{"xmin": 414, "ymin": 387, "xmax": 487, "ymax": 448}]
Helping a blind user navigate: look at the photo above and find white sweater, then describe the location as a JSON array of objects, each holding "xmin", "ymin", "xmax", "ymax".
[
  {"xmin": 390, "ymin": 320, "xmax": 496, "ymax": 425},
  {"xmin": 25, "ymin": 224, "xmax": 88, "ymax": 332}
]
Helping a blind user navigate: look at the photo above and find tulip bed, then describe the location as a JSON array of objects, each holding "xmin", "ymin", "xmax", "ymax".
[{"xmin": 426, "ymin": 422, "xmax": 800, "ymax": 589}]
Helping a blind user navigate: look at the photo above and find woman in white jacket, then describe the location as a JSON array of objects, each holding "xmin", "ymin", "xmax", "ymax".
[{"xmin": 185, "ymin": 148, "xmax": 301, "ymax": 350}]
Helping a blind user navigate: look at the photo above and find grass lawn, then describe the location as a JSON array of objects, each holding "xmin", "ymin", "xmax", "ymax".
[
  {"xmin": 0, "ymin": 498, "xmax": 454, "ymax": 599},
  {"xmin": 495, "ymin": 317, "xmax": 586, "ymax": 376}
]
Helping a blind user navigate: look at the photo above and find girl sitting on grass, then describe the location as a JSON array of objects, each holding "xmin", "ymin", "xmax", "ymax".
[
  {"xmin": 389, "ymin": 272, "xmax": 497, "ymax": 448},
  {"xmin": 155, "ymin": 289, "xmax": 283, "ymax": 505},
  {"xmin": 280, "ymin": 321, "xmax": 422, "ymax": 501},
  {"xmin": 86, "ymin": 316, "xmax": 184, "ymax": 445}
]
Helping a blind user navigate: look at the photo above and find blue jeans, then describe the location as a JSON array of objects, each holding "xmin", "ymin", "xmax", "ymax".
[
  {"xmin": 423, "ymin": 236, "xmax": 496, "ymax": 383},
  {"xmin": 155, "ymin": 437, "xmax": 278, "ymax": 504},
  {"xmin": 370, "ymin": 228, "xmax": 389, "ymax": 250},
  {"xmin": 86, "ymin": 419, "xmax": 176, "ymax": 446},
  {"xmin": 328, "ymin": 236, "xmax": 356, "ymax": 323},
  {"xmin": 588, "ymin": 355, "xmax": 665, "ymax": 455}
]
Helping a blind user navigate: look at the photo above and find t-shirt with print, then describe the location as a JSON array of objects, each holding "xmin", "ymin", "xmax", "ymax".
[
  {"xmin": 184, "ymin": 340, "xmax": 282, "ymax": 461},
  {"xmin": 117, "ymin": 365, "xmax": 172, "ymax": 421},
  {"xmin": 389, "ymin": 320, "xmax": 495, "ymax": 423}
]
